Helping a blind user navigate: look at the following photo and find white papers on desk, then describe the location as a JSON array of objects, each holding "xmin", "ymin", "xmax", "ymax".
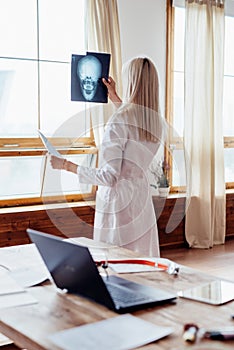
[
  {"xmin": 0, "ymin": 243, "xmax": 50, "ymax": 287},
  {"xmin": 67, "ymin": 237, "xmax": 117, "ymax": 249},
  {"xmin": 0, "ymin": 244, "xmax": 47, "ymax": 309},
  {"xmin": 0, "ymin": 271, "xmax": 25, "ymax": 295},
  {"xmin": 0, "ymin": 271, "xmax": 38, "ymax": 309},
  {"xmin": 9, "ymin": 265, "xmax": 50, "ymax": 288},
  {"xmin": 49, "ymin": 314, "xmax": 173, "ymax": 350},
  {"xmin": 0, "ymin": 291, "xmax": 38, "ymax": 309}
]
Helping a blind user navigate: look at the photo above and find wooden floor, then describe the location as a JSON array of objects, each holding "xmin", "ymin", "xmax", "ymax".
[{"xmin": 161, "ymin": 239, "xmax": 234, "ymax": 281}]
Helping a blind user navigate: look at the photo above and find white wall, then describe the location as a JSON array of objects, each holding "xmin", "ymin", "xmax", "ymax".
[{"xmin": 117, "ymin": 0, "xmax": 167, "ymax": 114}]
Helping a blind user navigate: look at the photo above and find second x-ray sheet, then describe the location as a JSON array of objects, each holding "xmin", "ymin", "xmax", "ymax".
[{"xmin": 71, "ymin": 52, "xmax": 111, "ymax": 103}]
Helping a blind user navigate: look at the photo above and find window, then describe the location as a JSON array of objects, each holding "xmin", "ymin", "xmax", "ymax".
[
  {"xmin": 167, "ymin": 2, "xmax": 234, "ymax": 190},
  {"xmin": 0, "ymin": 0, "xmax": 97, "ymax": 206}
]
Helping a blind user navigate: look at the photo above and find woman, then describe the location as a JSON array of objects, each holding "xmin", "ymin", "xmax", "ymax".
[{"xmin": 50, "ymin": 57, "xmax": 166, "ymax": 257}]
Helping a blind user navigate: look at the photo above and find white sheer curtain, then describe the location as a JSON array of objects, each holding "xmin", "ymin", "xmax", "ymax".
[
  {"xmin": 173, "ymin": 0, "xmax": 234, "ymax": 16},
  {"xmin": 184, "ymin": 0, "xmax": 226, "ymax": 248},
  {"xmin": 86, "ymin": 0, "xmax": 122, "ymax": 147}
]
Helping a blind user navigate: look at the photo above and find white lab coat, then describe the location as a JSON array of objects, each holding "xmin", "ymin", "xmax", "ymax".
[{"xmin": 77, "ymin": 108, "xmax": 162, "ymax": 257}]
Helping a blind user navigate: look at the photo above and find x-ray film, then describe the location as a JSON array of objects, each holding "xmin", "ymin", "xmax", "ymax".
[{"xmin": 71, "ymin": 52, "xmax": 111, "ymax": 103}]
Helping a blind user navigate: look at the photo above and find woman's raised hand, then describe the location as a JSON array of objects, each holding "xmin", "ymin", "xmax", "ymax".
[{"xmin": 102, "ymin": 76, "xmax": 122, "ymax": 106}]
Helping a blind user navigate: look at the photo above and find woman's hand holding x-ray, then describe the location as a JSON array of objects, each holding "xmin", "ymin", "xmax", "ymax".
[{"xmin": 102, "ymin": 77, "xmax": 122, "ymax": 106}]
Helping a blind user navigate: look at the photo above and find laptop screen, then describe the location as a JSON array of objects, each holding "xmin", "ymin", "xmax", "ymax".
[{"xmin": 27, "ymin": 228, "xmax": 115, "ymax": 309}]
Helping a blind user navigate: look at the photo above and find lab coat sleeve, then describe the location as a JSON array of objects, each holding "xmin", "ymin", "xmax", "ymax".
[{"xmin": 77, "ymin": 122, "xmax": 127, "ymax": 187}]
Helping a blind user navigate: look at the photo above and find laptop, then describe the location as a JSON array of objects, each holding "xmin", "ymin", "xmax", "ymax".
[{"xmin": 27, "ymin": 229, "xmax": 177, "ymax": 313}]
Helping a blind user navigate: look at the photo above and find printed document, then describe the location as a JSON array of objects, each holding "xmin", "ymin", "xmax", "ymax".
[
  {"xmin": 49, "ymin": 314, "xmax": 173, "ymax": 350},
  {"xmin": 38, "ymin": 130, "xmax": 63, "ymax": 158},
  {"xmin": 0, "ymin": 271, "xmax": 38, "ymax": 309}
]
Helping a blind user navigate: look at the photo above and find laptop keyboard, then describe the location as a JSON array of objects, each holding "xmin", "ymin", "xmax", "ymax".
[{"xmin": 105, "ymin": 281, "xmax": 155, "ymax": 306}]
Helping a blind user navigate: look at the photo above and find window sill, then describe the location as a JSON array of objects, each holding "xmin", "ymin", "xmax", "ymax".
[
  {"xmin": 0, "ymin": 200, "xmax": 96, "ymax": 215},
  {"xmin": 154, "ymin": 189, "xmax": 234, "ymax": 198},
  {"xmin": 0, "ymin": 146, "xmax": 97, "ymax": 157},
  {"xmin": 1, "ymin": 189, "xmax": 234, "ymax": 215}
]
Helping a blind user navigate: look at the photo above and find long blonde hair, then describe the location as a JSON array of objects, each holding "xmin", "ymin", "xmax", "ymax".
[
  {"xmin": 125, "ymin": 57, "xmax": 160, "ymax": 112},
  {"xmin": 121, "ymin": 57, "xmax": 165, "ymax": 142}
]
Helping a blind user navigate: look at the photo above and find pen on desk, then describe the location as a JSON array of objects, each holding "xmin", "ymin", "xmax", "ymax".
[{"xmin": 204, "ymin": 330, "xmax": 234, "ymax": 340}]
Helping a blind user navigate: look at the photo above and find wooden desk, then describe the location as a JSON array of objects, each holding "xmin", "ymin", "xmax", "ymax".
[{"xmin": 1, "ymin": 239, "xmax": 234, "ymax": 349}]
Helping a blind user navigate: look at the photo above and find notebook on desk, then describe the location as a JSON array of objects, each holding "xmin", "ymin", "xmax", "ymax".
[{"xmin": 26, "ymin": 229, "xmax": 177, "ymax": 313}]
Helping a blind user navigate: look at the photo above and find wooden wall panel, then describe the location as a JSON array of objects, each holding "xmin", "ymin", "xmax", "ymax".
[
  {"xmin": 154, "ymin": 193, "xmax": 234, "ymax": 249},
  {"xmin": 226, "ymin": 192, "xmax": 234, "ymax": 239},
  {"xmin": 0, "ymin": 203, "xmax": 95, "ymax": 247},
  {"xmin": 153, "ymin": 196, "xmax": 186, "ymax": 249},
  {"xmin": 1, "ymin": 194, "xmax": 234, "ymax": 249}
]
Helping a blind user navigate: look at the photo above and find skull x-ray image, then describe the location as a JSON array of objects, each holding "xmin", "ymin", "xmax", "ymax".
[
  {"xmin": 77, "ymin": 55, "xmax": 101, "ymax": 101},
  {"xmin": 71, "ymin": 52, "xmax": 111, "ymax": 103}
]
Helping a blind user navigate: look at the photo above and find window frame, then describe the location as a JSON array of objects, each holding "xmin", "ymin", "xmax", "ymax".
[
  {"xmin": 0, "ymin": 1, "xmax": 98, "ymax": 208},
  {"xmin": 0, "ymin": 143, "xmax": 98, "ymax": 208},
  {"xmin": 166, "ymin": 0, "xmax": 182, "ymax": 193},
  {"xmin": 166, "ymin": 0, "xmax": 234, "ymax": 191}
]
